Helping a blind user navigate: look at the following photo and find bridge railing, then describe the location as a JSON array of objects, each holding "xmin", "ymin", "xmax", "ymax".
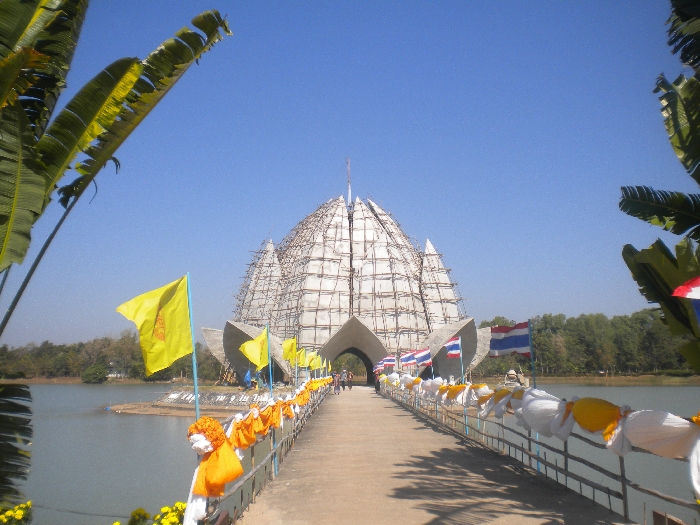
[
  {"xmin": 382, "ymin": 385, "xmax": 697, "ymax": 524},
  {"xmin": 214, "ymin": 386, "xmax": 330, "ymax": 523}
]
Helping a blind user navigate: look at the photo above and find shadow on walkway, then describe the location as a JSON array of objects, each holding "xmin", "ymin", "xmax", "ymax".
[{"xmin": 387, "ymin": 407, "xmax": 624, "ymax": 525}]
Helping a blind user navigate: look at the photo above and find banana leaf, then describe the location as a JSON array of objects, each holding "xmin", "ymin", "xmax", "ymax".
[
  {"xmin": 0, "ymin": 104, "xmax": 47, "ymax": 272},
  {"xmin": 619, "ymin": 185, "xmax": 700, "ymax": 239},
  {"xmin": 0, "ymin": 0, "xmax": 88, "ymax": 137},
  {"xmin": 668, "ymin": 0, "xmax": 700, "ymax": 71},
  {"xmin": 622, "ymin": 238, "xmax": 700, "ymax": 371},
  {"xmin": 655, "ymin": 73, "xmax": 700, "ymax": 184},
  {"xmin": 36, "ymin": 57, "xmax": 143, "ymax": 209},
  {"xmin": 0, "ymin": 48, "xmax": 49, "ymax": 110},
  {"xmin": 57, "ymin": 10, "xmax": 232, "ymax": 205},
  {"xmin": 0, "ymin": 384, "xmax": 31, "ymax": 508}
]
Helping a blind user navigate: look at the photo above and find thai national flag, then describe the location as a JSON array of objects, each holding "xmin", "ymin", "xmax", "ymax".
[
  {"xmin": 374, "ymin": 361, "xmax": 384, "ymax": 372},
  {"xmin": 445, "ymin": 336, "xmax": 461, "ymax": 358},
  {"xmin": 383, "ymin": 355, "xmax": 395, "ymax": 367},
  {"xmin": 400, "ymin": 351, "xmax": 416, "ymax": 366},
  {"xmin": 672, "ymin": 276, "xmax": 700, "ymax": 321},
  {"xmin": 414, "ymin": 348, "xmax": 432, "ymax": 367},
  {"xmin": 489, "ymin": 322, "xmax": 530, "ymax": 357}
]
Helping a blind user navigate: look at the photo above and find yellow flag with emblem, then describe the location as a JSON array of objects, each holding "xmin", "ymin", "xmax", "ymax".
[
  {"xmin": 239, "ymin": 327, "xmax": 269, "ymax": 371},
  {"xmin": 305, "ymin": 351, "xmax": 317, "ymax": 368},
  {"xmin": 116, "ymin": 275, "xmax": 193, "ymax": 376},
  {"xmin": 282, "ymin": 337, "xmax": 296, "ymax": 363}
]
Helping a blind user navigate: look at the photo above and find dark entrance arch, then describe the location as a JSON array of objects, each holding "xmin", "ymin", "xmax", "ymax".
[{"xmin": 336, "ymin": 347, "xmax": 375, "ymax": 384}]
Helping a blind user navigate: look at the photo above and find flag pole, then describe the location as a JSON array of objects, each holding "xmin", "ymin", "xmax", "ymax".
[
  {"xmin": 186, "ymin": 272, "xmax": 200, "ymax": 421},
  {"xmin": 458, "ymin": 335, "xmax": 465, "ymax": 385},
  {"xmin": 266, "ymin": 323, "xmax": 279, "ymax": 476},
  {"xmin": 266, "ymin": 324, "xmax": 273, "ymax": 395},
  {"xmin": 528, "ymin": 319, "xmax": 537, "ymax": 389}
]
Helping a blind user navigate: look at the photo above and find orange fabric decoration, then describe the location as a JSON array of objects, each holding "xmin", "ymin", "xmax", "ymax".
[
  {"xmin": 187, "ymin": 417, "xmax": 244, "ymax": 497},
  {"xmin": 478, "ymin": 392, "xmax": 495, "ymax": 406},
  {"xmin": 692, "ymin": 412, "xmax": 700, "ymax": 427},
  {"xmin": 511, "ymin": 389, "xmax": 525, "ymax": 400},
  {"xmin": 437, "ymin": 385, "xmax": 449, "ymax": 396},
  {"xmin": 446, "ymin": 385, "xmax": 468, "ymax": 400},
  {"xmin": 571, "ymin": 397, "xmax": 631, "ymax": 441}
]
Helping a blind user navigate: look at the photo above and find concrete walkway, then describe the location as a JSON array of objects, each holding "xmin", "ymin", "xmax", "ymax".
[{"xmin": 238, "ymin": 386, "xmax": 628, "ymax": 525}]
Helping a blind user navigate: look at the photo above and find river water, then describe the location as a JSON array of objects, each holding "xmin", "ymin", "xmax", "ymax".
[{"xmin": 17, "ymin": 383, "xmax": 700, "ymax": 525}]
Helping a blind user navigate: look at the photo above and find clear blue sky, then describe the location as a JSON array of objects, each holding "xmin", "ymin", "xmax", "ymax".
[{"xmin": 1, "ymin": 1, "xmax": 696, "ymax": 347}]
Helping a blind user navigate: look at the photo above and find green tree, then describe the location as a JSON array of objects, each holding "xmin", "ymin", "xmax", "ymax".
[
  {"xmin": 478, "ymin": 316, "xmax": 515, "ymax": 328},
  {"xmin": 81, "ymin": 363, "xmax": 107, "ymax": 384}
]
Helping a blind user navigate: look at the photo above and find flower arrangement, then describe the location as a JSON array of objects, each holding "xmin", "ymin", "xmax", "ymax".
[
  {"xmin": 0, "ymin": 502, "xmax": 32, "ymax": 525},
  {"xmin": 113, "ymin": 502, "xmax": 186, "ymax": 525}
]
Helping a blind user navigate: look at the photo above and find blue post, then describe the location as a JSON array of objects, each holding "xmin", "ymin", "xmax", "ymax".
[
  {"xmin": 266, "ymin": 323, "xmax": 278, "ymax": 477},
  {"xmin": 528, "ymin": 319, "xmax": 537, "ymax": 389},
  {"xmin": 186, "ymin": 273, "xmax": 200, "ymax": 421}
]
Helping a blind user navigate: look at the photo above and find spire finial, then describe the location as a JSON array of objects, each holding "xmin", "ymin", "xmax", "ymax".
[{"xmin": 346, "ymin": 157, "xmax": 351, "ymax": 205}]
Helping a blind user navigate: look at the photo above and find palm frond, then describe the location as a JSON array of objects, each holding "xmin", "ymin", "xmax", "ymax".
[
  {"xmin": 0, "ymin": 104, "xmax": 47, "ymax": 272},
  {"xmin": 655, "ymin": 73, "xmax": 700, "ymax": 183},
  {"xmin": 0, "ymin": 384, "xmax": 31, "ymax": 508},
  {"xmin": 58, "ymin": 10, "xmax": 232, "ymax": 204},
  {"xmin": 36, "ymin": 57, "xmax": 143, "ymax": 209},
  {"xmin": 619, "ymin": 185, "xmax": 700, "ymax": 238}
]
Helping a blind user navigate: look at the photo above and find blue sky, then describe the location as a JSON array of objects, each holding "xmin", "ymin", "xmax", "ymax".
[{"xmin": 1, "ymin": 1, "xmax": 696, "ymax": 347}]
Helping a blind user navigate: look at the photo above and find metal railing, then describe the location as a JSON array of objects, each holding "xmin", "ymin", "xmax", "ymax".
[
  {"xmin": 214, "ymin": 386, "xmax": 329, "ymax": 523},
  {"xmin": 383, "ymin": 385, "xmax": 698, "ymax": 524}
]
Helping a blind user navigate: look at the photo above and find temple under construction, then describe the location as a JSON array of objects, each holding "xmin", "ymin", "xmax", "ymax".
[{"xmin": 203, "ymin": 195, "xmax": 491, "ymax": 382}]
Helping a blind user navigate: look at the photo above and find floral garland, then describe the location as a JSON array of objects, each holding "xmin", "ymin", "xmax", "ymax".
[{"xmin": 0, "ymin": 502, "xmax": 31, "ymax": 525}]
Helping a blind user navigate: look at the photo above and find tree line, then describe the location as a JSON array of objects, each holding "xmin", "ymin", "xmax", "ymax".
[
  {"xmin": 0, "ymin": 330, "xmax": 221, "ymax": 382},
  {"xmin": 474, "ymin": 308, "xmax": 694, "ymax": 377}
]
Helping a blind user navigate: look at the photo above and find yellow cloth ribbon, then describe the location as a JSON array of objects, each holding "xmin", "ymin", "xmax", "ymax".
[{"xmin": 446, "ymin": 385, "xmax": 468, "ymax": 400}]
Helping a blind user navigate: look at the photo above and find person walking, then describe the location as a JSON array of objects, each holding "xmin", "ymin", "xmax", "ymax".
[
  {"xmin": 347, "ymin": 370, "xmax": 354, "ymax": 390},
  {"xmin": 333, "ymin": 371, "xmax": 341, "ymax": 395},
  {"xmin": 340, "ymin": 369, "xmax": 347, "ymax": 390}
]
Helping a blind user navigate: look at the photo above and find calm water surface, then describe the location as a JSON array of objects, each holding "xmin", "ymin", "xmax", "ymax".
[
  {"xmin": 22, "ymin": 384, "xmax": 194, "ymax": 525},
  {"xmin": 19, "ymin": 383, "xmax": 700, "ymax": 525}
]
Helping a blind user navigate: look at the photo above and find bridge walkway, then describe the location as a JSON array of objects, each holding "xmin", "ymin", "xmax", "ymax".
[{"xmin": 238, "ymin": 385, "xmax": 628, "ymax": 525}]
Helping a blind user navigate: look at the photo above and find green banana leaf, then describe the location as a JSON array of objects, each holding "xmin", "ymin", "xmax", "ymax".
[
  {"xmin": 58, "ymin": 11, "xmax": 232, "ymax": 205},
  {"xmin": 36, "ymin": 57, "xmax": 143, "ymax": 209},
  {"xmin": 667, "ymin": 0, "xmax": 700, "ymax": 71},
  {"xmin": 0, "ymin": 384, "xmax": 31, "ymax": 507},
  {"xmin": 622, "ymin": 238, "xmax": 700, "ymax": 371},
  {"xmin": 0, "ymin": 48, "xmax": 49, "ymax": 110},
  {"xmin": 619, "ymin": 185, "xmax": 700, "ymax": 239},
  {"xmin": 0, "ymin": 0, "xmax": 88, "ymax": 137},
  {"xmin": 0, "ymin": 104, "xmax": 48, "ymax": 272}
]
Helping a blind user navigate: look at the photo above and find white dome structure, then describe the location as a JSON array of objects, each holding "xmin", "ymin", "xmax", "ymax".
[{"xmin": 205, "ymin": 196, "xmax": 486, "ymax": 381}]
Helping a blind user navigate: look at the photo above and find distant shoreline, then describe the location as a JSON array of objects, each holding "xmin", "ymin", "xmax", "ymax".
[{"xmin": 1, "ymin": 374, "xmax": 699, "ymax": 387}]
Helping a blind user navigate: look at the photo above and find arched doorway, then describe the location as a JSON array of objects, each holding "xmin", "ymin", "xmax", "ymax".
[{"xmin": 334, "ymin": 347, "xmax": 374, "ymax": 384}]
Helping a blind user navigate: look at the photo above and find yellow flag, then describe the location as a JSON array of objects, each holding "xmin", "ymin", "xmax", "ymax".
[
  {"xmin": 312, "ymin": 354, "xmax": 322, "ymax": 370},
  {"xmin": 305, "ymin": 351, "xmax": 317, "ymax": 368},
  {"xmin": 282, "ymin": 337, "xmax": 296, "ymax": 363},
  {"xmin": 116, "ymin": 275, "xmax": 193, "ymax": 376},
  {"xmin": 296, "ymin": 348, "xmax": 306, "ymax": 368},
  {"xmin": 328, "ymin": 360, "xmax": 332, "ymax": 372},
  {"xmin": 240, "ymin": 327, "xmax": 269, "ymax": 371}
]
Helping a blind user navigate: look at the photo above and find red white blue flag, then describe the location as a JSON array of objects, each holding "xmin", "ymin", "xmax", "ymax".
[
  {"xmin": 383, "ymin": 355, "xmax": 395, "ymax": 367},
  {"xmin": 445, "ymin": 336, "xmax": 461, "ymax": 358},
  {"xmin": 374, "ymin": 360, "xmax": 384, "ymax": 372},
  {"xmin": 489, "ymin": 322, "xmax": 530, "ymax": 357},
  {"xmin": 414, "ymin": 348, "xmax": 432, "ymax": 366},
  {"xmin": 672, "ymin": 276, "xmax": 700, "ymax": 323},
  {"xmin": 400, "ymin": 351, "xmax": 416, "ymax": 366}
]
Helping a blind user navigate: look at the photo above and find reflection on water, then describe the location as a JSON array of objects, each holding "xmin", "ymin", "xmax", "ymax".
[{"xmin": 21, "ymin": 384, "xmax": 194, "ymax": 525}]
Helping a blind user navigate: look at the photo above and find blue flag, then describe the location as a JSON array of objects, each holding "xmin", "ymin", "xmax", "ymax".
[{"xmin": 244, "ymin": 369, "xmax": 252, "ymax": 388}]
